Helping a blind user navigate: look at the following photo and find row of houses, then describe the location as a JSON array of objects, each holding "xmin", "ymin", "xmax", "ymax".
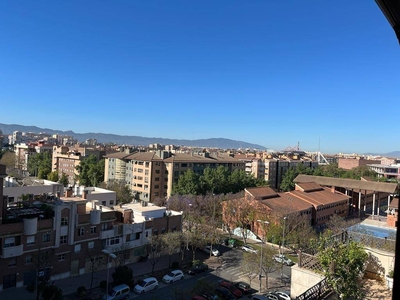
[{"xmin": 0, "ymin": 164, "xmax": 182, "ymax": 292}]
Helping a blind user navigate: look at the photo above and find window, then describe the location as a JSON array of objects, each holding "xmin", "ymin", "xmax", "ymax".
[
  {"xmin": 25, "ymin": 255, "xmax": 33, "ymax": 264},
  {"xmin": 105, "ymin": 236, "xmax": 121, "ymax": 246},
  {"xmin": 155, "ymin": 170, "xmax": 160, "ymax": 174},
  {"xmin": 9, "ymin": 197, "xmax": 15, "ymax": 202},
  {"xmin": 102, "ymin": 201, "xmax": 106, "ymax": 206},
  {"xmin": 74, "ymin": 244, "xmax": 81, "ymax": 253},
  {"xmin": 181, "ymin": 163, "xmax": 187, "ymax": 168},
  {"xmin": 42, "ymin": 233, "xmax": 51, "ymax": 243},
  {"xmin": 110, "ymin": 200, "xmax": 114, "ymax": 205},
  {"xmin": 4, "ymin": 237, "xmax": 15, "ymax": 248},
  {"xmin": 8, "ymin": 258, "xmax": 17, "ymax": 267},
  {"xmin": 155, "ymin": 177, "xmax": 159, "ymax": 181},
  {"xmin": 78, "ymin": 227, "xmax": 85, "ymax": 236},
  {"xmin": 91, "ymin": 226, "xmax": 97, "ymax": 234},
  {"xmin": 154, "ymin": 185, "xmax": 159, "ymax": 189},
  {"xmin": 58, "ymin": 254, "xmax": 66, "ymax": 261},
  {"xmin": 174, "ymin": 171, "xmax": 179, "ymax": 177},
  {"xmin": 61, "ymin": 217, "xmax": 68, "ymax": 226},
  {"xmin": 60, "ymin": 235, "xmax": 67, "ymax": 244},
  {"xmin": 88, "ymin": 241, "xmax": 94, "ymax": 249},
  {"xmin": 154, "ymin": 192, "xmax": 159, "ymax": 196},
  {"xmin": 153, "ymin": 229, "xmax": 158, "ymax": 235},
  {"xmin": 27, "ymin": 236, "xmax": 35, "ymax": 245}
]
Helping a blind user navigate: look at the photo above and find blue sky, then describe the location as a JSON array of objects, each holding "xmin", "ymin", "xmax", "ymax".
[{"xmin": 0, "ymin": 1, "xmax": 399, "ymax": 154}]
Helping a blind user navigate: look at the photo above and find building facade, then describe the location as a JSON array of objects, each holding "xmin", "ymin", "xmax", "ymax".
[
  {"xmin": 105, "ymin": 150, "xmax": 245, "ymax": 203},
  {"xmin": 0, "ymin": 166, "xmax": 182, "ymax": 292}
]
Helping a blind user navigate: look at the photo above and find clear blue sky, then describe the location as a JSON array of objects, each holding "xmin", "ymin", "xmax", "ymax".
[{"xmin": 1, "ymin": 1, "xmax": 399, "ymax": 154}]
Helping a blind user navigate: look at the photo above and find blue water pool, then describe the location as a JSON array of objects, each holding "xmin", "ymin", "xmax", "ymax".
[{"xmin": 348, "ymin": 224, "xmax": 397, "ymax": 239}]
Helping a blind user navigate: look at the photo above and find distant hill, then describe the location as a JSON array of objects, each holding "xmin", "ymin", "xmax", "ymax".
[{"xmin": 0, "ymin": 123, "xmax": 267, "ymax": 150}]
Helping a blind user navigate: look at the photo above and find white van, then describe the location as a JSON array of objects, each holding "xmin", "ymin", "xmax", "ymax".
[{"xmin": 103, "ymin": 284, "xmax": 130, "ymax": 300}]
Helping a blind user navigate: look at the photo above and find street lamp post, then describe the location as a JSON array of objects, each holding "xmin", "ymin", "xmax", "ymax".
[
  {"xmin": 281, "ymin": 216, "xmax": 287, "ymax": 255},
  {"xmin": 257, "ymin": 219, "xmax": 269, "ymax": 293},
  {"xmin": 102, "ymin": 249, "xmax": 117, "ymax": 299}
]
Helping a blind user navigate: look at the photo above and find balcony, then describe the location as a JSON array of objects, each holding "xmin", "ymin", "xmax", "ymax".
[
  {"xmin": 100, "ymin": 228, "xmax": 116, "ymax": 239},
  {"xmin": 1, "ymin": 245, "xmax": 24, "ymax": 258}
]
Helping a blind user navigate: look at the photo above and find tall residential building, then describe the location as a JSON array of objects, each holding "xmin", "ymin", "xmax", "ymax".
[{"xmin": 105, "ymin": 150, "xmax": 245, "ymax": 203}]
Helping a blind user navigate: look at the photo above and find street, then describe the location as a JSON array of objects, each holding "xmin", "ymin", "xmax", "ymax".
[{"xmin": 128, "ymin": 245, "xmax": 292, "ymax": 299}]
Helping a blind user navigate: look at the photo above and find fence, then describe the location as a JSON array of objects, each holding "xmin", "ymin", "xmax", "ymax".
[{"xmin": 295, "ymin": 278, "xmax": 332, "ymax": 300}]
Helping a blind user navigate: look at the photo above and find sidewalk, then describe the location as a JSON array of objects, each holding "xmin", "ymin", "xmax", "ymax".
[{"xmin": 0, "ymin": 253, "xmax": 182, "ymax": 300}]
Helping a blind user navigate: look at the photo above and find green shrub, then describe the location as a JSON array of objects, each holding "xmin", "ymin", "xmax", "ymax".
[
  {"xmin": 99, "ymin": 280, "xmax": 107, "ymax": 289},
  {"xmin": 77, "ymin": 286, "xmax": 86, "ymax": 297}
]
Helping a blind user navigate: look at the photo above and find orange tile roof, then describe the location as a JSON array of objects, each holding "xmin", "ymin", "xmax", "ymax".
[{"xmin": 245, "ymin": 186, "xmax": 279, "ymax": 199}]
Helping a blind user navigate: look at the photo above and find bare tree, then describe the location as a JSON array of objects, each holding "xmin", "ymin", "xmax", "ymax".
[
  {"xmin": 162, "ymin": 231, "xmax": 182, "ymax": 267},
  {"xmin": 261, "ymin": 246, "xmax": 277, "ymax": 291},
  {"xmin": 86, "ymin": 248, "xmax": 104, "ymax": 290},
  {"xmin": 148, "ymin": 234, "xmax": 166, "ymax": 274},
  {"xmin": 240, "ymin": 252, "xmax": 259, "ymax": 289}
]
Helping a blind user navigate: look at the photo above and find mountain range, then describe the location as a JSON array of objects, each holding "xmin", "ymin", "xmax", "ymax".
[{"xmin": 0, "ymin": 123, "xmax": 267, "ymax": 150}]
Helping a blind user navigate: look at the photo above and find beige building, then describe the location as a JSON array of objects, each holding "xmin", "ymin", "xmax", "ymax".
[
  {"xmin": 52, "ymin": 146, "xmax": 106, "ymax": 185},
  {"xmin": 105, "ymin": 150, "xmax": 245, "ymax": 203}
]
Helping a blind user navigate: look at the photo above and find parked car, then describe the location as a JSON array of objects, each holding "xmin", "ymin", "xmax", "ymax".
[
  {"xmin": 103, "ymin": 284, "xmax": 130, "ymax": 300},
  {"xmin": 263, "ymin": 293, "xmax": 280, "ymax": 300},
  {"xmin": 214, "ymin": 288, "xmax": 236, "ymax": 300},
  {"xmin": 274, "ymin": 291, "xmax": 291, "ymax": 300},
  {"xmin": 241, "ymin": 244, "xmax": 258, "ymax": 253},
  {"xmin": 204, "ymin": 245, "xmax": 221, "ymax": 256},
  {"xmin": 251, "ymin": 295, "xmax": 269, "ymax": 300},
  {"xmin": 219, "ymin": 280, "xmax": 243, "ymax": 298},
  {"xmin": 188, "ymin": 262, "xmax": 208, "ymax": 275},
  {"xmin": 191, "ymin": 296, "xmax": 208, "ymax": 300},
  {"xmin": 133, "ymin": 277, "xmax": 158, "ymax": 294},
  {"xmin": 162, "ymin": 269, "xmax": 184, "ymax": 283},
  {"xmin": 234, "ymin": 281, "xmax": 251, "ymax": 294},
  {"xmin": 272, "ymin": 254, "xmax": 294, "ymax": 266}
]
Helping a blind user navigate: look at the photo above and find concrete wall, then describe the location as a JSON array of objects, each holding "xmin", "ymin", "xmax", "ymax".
[{"xmin": 290, "ymin": 265, "xmax": 325, "ymax": 298}]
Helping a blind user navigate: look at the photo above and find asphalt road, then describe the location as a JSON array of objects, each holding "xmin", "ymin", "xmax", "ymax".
[{"xmin": 127, "ymin": 245, "xmax": 292, "ymax": 299}]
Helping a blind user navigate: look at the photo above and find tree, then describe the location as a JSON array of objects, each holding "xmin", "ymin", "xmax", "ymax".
[
  {"xmin": 317, "ymin": 232, "xmax": 368, "ymax": 299},
  {"xmin": 27, "ymin": 152, "xmax": 52, "ymax": 179},
  {"xmin": 240, "ymin": 252, "xmax": 259, "ymax": 289},
  {"xmin": 41, "ymin": 284, "xmax": 63, "ymax": 300},
  {"xmin": 47, "ymin": 171, "xmax": 59, "ymax": 182},
  {"xmin": 75, "ymin": 155, "xmax": 105, "ymax": 187},
  {"xmin": 100, "ymin": 180, "xmax": 133, "ymax": 204},
  {"xmin": 279, "ymin": 168, "xmax": 297, "ymax": 192},
  {"xmin": 162, "ymin": 231, "xmax": 182, "ymax": 268},
  {"xmin": 111, "ymin": 265, "xmax": 134, "ymax": 287},
  {"xmin": 172, "ymin": 166, "xmax": 265, "ymax": 196},
  {"xmin": 260, "ymin": 246, "xmax": 277, "ymax": 291},
  {"xmin": 0, "ymin": 150, "xmax": 17, "ymax": 177},
  {"xmin": 172, "ymin": 169, "xmax": 201, "ymax": 195},
  {"xmin": 58, "ymin": 172, "xmax": 70, "ymax": 187},
  {"xmin": 148, "ymin": 234, "xmax": 166, "ymax": 274},
  {"xmin": 86, "ymin": 248, "xmax": 104, "ymax": 290}
]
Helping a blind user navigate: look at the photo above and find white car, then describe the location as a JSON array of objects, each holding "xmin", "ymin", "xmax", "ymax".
[
  {"xmin": 133, "ymin": 277, "xmax": 158, "ymax": 294},
  {"xmin": 274, "ymin": 291, "xmax": 291, "ymax": 300},
  {"xmin": 241, "ymin": 244, "xmax": 258, "ymax": 254},
  {"xmin": 204, "ymin": 245, "xmax": 221, "ymax": 256},
  {"xmin": 162, "ymin": 269, "xmax": 184, "ymax": 283},
  {"xmin": 273, "ymin": 254, "xmax": 294, "ymax": 266}
]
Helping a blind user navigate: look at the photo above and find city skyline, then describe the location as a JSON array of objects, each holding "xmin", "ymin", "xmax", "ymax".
[{"xmin": 1, "ymin": 1, "xmax": 399, "ymax": 154}]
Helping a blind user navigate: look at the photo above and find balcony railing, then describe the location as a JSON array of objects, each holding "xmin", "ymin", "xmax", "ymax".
[
  {"xmin": 100, "ymin": 228, "xmax": 116, "ymax": 239},
  {"xmin": 1, "ymin": 245, "xmax": 24, "ymax": 258}
]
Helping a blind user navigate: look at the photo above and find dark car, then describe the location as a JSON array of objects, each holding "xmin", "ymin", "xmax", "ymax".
[
  {"xmin": 219, "ymin": 281, "xmax": 243, "ymax": 298},
  {"xmin": 188, "ymin": 262, "xmax": 208, "ymax": 275},
  {"xmin": 214, "ymin": 288, "xmax": 236, "ymax": 300},
  {"xmin": 234, "ymin": 281, "xmax": 251, "ymax": 294}
]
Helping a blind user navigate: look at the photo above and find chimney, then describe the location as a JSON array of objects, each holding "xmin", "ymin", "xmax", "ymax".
[{"xmin": 82, "ymin": 190, "xmax": 87, "ymax": 199}]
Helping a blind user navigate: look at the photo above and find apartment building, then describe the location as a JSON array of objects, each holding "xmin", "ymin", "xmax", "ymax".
[
  {"xmin": 52, "ymin": 146, "xmax": 106, "ymax": 186},
  {"xmin": 0, "ymin": 163, "xmax": 182, "ymax": 292},
  {"xmin": 367, "ymin": 163, "xmax": 400, "ymax": 180},
  {"xmin": 105, "ymin": 150, "xmax": 245, "ymax": 203}
]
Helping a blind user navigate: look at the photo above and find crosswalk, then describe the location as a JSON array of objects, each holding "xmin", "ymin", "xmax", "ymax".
[{"xmin": 215, "ymin": 261, "xmax": 257, "ymax": 281}]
